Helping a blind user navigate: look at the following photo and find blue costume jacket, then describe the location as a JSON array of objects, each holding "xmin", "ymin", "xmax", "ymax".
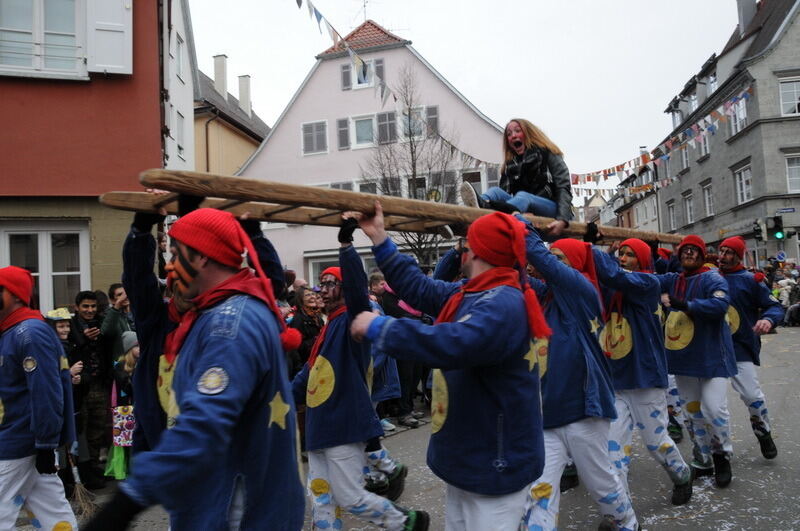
[
  {"xmin": 720, "ymin": 269, "xmax": 784, "ymax": 365},
  {"xmin": 0, "ymin": 319, "xmax": 76, "ymax": 459},
  {"xmin": 593, "ymin": 249, "xmax": 669, "ymax": 390},
  {"xmin": 121, "ymin": 295, "xmax": 304, "ymax": 530},
  {"xmin": 523, "ymin": 226, "xmax": 616, "ymax": 429},
  {"xmin": 368, "ymin": 301, "xmax": 401, "ymax": 403},
  {"xmin": 366, "ymin": 238, "xmax": 544, "ymax": 496},
  {"xmin": 122, "ymin": 225, "xmax": 286, "ymax": 453},
  {"xmin": 292, "ymin": 245, "xmax": 383, "ymax": 451},
  {"xmin": 658, "ymin": 270, "xmax": 737, "ymax": 378}
]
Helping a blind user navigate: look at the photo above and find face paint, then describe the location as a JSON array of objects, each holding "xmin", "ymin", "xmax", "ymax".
[{"xmin": 167, "ymin": 244, "xmax": 198, "ymax": 295}]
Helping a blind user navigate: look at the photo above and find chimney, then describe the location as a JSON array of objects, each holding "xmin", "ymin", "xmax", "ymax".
[
  {"xmin": 737, "ymin": 0, "xmax": 757, "ymax": 37},
  {"xmin": 213, "ymin": 54, "xmax": 228, "ymax": 98},
  {"xmin": 238, "ymin": 75, "xmax": 252, "ymax": 117}
]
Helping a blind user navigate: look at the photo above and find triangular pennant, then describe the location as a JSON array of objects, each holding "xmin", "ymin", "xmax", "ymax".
[
  {"xmin": 314, "ymin": 8, "xmax": 323, "ymax": 32},
  {"xmin": 296, "ymin": 0, "xmax": 302, "ymax": 8},
  {"xmin": 306, "ymin": 0, "xmax": 314, "ymax": 18}
]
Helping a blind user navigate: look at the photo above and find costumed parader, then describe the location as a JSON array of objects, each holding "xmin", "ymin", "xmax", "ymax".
[
  {"xmin": 718, "ymin": 236, "xmax": 783, "ymax": 459},
  {"xmin": 657, "ymin": 235, "xmax": 737, "ymax": 488},
  {"xmin": 85, "ymin": 208, "xmax": 305, "ymax": 530},
  {"xmin": 516, "ymin": 221, "xmax": 638, "ymax": 531},
  {"xmin": 460, "ymin": 118, "xmax": 573, "ymax": 236},
  {"xmin": 593, "ymin": 239, "xmax": 692, "ymax": 505},
  {"xmin": 0, "ymin": 266, "xmax": 77, "ymax": 530},
  {"xmin": 350, "ymin": 205, "xmax": 551, "ymax": 531}
]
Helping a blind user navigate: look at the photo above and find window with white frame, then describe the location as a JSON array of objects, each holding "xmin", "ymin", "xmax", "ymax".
[
  {"xmin": 359, "ymin": 182, "xmax": 377, "ymax": 194},
  {"xmin": 787, "ymin": 156, "xmax": 800, "ymax": 192},
  {"xmin": 780, "ymin": 79, "xmax": 800, "ymax": 116},
  {"xmin": 651, "ymin": 196, "xmax": 658, "ymax": 220},
  {"xmin": 352, "ymin": 59, "xmax": 375, "ymax": 89},
  {"xmin": 353, "ymin": 116, "xmax": 375, "ymax": 146},
  {"xmin": 671, "ymin": 110, "xmax": 683, "ymax": 129},
  {"xmin": 734, "ymin": 166, "xmax": 753, "ymax": 204},
  {"xmin": 176, "ymin": 111, "xmax": 185, "ymax": 157},
  {"xmin": 330, "ymin": 181, "xmax": 353, "ymax": 191},
  {"xmin": 699, "ymin": 133, "xmax": 710, "ymax": 157},
  {"xmin": 667, "ymin": 201, "xmax": 676, "ymax": 231},
  {"xmin": 642, "ymin": 201, "xmax": 649, "ymax": 223},
  {"xmin": 708, "ymin": 73, "xmax": 718, "ymax": 94},
  {"xmin": 702, "ymin": 183, "xmax": 714, "ymax": 216},
  {"xmin": 689, "ymin": 93, "xmax": 698, "ymax": 112},
  {"xmin": 176, "ymin": 33, "xmax": 184, "ymax": 80},
  {"xmin": 730, "ymin": 99, "xmax": 747, "ymax": 135},
  {"xmin": 683, "ymin": 192, "xmax": 694, "ymax": 224},
  {"xmin": 302, "ymin": 121, "xmax": 327, "ymax": 154},
  {"xmin": 680, "ymin": 147, "xmax": 689, "ymax": 170},
  {"xmin": 401, "ymin": 107, "xmax": 425, "ymax": 139},
  {"xmin": 376, "ymin": 112, "xmax": 396, "ymax": 144},
  {"xmin": 1, "ymin": 223, "xmax": 90, "ymax": 313}
]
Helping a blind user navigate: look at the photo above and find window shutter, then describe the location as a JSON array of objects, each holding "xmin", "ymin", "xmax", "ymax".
[
  {"xmin": 315, "ymin": 122, "xmax": 327, "ymax": 152},
  {"xmin": 377, "ymin": 112, "xmax": 396, "ymax": 144},
  {"xmin": 302, "ymin": 124, "xmax": 314, "ymax": 153},
  {"xmin": 337, "ymin": 119, "xmax": 350, "ymax": 150},
  {"xmin": 341, "ymin": 64, "xmax": 351, "ymax": 90},
  {"xmin": 375, "ymin": 58, "xmax": 384, "ymax": 82},
  {"xmin": 425, "ymin": 106, "xmax": 439, "ymax": 137},
  {"xmin": 86, "ymin": 0, "xmax": 133, "ymax": 74}
]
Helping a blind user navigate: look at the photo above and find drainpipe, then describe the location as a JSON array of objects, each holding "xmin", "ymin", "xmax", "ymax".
[{"xmin": 203, "ymin": 106, "xmax": 220, "ymax": 172}]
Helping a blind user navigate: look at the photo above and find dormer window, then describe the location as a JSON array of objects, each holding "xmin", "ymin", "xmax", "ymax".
[{"xmin": 708, "ymin": 73, "xmax": 718, "ymax": 94}]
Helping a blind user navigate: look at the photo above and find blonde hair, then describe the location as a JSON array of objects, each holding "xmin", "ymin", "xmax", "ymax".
[
  {"xmin": 123, "ymin": 349, "xmax": 138, "ymax": 375},
  {"xmin": 501, "ymin": 119, "xmax": 563, "ymax": 174}
]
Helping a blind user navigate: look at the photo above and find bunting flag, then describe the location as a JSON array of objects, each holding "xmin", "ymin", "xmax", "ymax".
[
  {"xmin": 296, "ymin": 0, "xmax": 302, "ymax": 8},
  {"xmin": 306, "ymin": 0, "xmax": 314, "ymax": 18},
  {"xmin": 314, "ymin": 8, "xmax": 323, "ymax": 32}
]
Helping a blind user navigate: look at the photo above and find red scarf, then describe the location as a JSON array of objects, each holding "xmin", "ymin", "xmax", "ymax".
[
  {"xmin": 436, "ymin": 267, "xmax": 551, "ymax": 339},
  {"xmin": 307, "ymin": 305, "xmax": 347, "ymax": 368},
  {"xmin": 674, "ymin": 265, "xmax": 711, "ymax": 301},
  {"xmin": 719, "ymin": 264, "xmax": 745, "ymax": 275},
  {"xmin": 163, "ymin": 269, "xmax": 272, "ymax": 364},
  {"xmin": 0, "ymin": 306, "xmax": 43, "ymax": 333}
]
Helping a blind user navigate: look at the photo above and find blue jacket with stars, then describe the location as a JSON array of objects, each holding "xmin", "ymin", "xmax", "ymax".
[
  {"xmin": 365, "ymin": 238, "xmax": 544, "ymax": 496},
  {"xmin": 0, "ymin": 318, "xmax": 76, "ymax": 460},
  {"xmin": 121, "ymin": 294, "xmax": 304, "ymax": 530},
  {"xmin": 592, "ymin": 249, "xmax": 669, "ymax": 390},
  {"xmin": 657, "ymin": 271, "xmax": 737, "ymax": 378},
  {"xmin": 522, "ymin": 226, "xmax": 616, "ymax": 429},
  {"xmin": 291, "ymin": 245, "xmax": 383, "ymax": 452},
  {"xmin": 720, "ymin": 269, "xmax": 784, "ymax": 365}
]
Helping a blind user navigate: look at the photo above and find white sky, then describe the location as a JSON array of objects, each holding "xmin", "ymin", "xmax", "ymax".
[{"xmin": 189, "ymin": 0, "xmax": 739, "ymax": 179}]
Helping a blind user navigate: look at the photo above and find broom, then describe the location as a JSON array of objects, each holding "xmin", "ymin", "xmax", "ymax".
[{"xmin": 65, "ymin": 452, "xmax": 97, "ymax": 517}]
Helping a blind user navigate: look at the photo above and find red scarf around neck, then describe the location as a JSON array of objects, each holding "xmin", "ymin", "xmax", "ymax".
[
  {"xmin": 719, "ymin": 264, "xmax": 745, "ymax": 275},
  {"xmin": 306, "ymin": 305, "xmax": 347, "ymax": 368},
  {"xmin": 674, "ymin": 265, "xmax": 711, "ymax": 301},
  {"xmin": 0, "ymin": 306, "xmax": 43, "ymax": 333},
  {"xmin": 163, "ymin": 269, "xmax": 272, "ymax": 364},
  {"xmin": 436, "ymin": 267, "xmax": 551, "ymax": 338}
]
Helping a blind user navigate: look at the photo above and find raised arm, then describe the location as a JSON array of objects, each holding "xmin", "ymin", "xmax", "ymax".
[{"xmin": 593, "ymin": 248, "xmax": 659, "ymax": 293}]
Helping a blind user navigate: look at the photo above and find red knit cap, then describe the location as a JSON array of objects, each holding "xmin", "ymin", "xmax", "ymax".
[
  {"xmin": 169, "ymin": 208, "xmax": 247, "ymax": 267},
  {"xmin": 550, "ymin": 239, "xmax": 602, "ymax": 299},
  {"xmin": 467, "ymin": 212, "xmax": 521, "ymax": 267},
  {"xmin": 677, "ymin": 234, "xmax": 706, "ymax": 259},
  {"xmin": 720, "ymin": 236, "xmax": 746, "ymax": 259},
  {"xmin": 0, "ymin": 266, "xmax": 34, "ymax": 306},
  {"xmin": 320, "ymin": 267, "xmax": 342, "ymax": 281},
  {"xmin": 657, "ymin": 247, "xmax": 672, "ymax": 260},
  {"xmin": 619, "ymin": 238, "xmax": 653, "ymax": 272}
]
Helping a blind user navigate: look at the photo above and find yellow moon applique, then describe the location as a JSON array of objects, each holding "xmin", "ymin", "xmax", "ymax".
[
  {"xmin": 307, "ymin": 355, "xmax": 336, "ymax": 408},
  {"xmin": 0, "ymin": 398, "xmax": 4, "ymax": 425},
  {"xmin": 366, "ymin": 357, "xmax": 374, "ymax": 394},
  {"xmin": 600, "ymin": 312, "xmax": 633, "ymax": 359},
  {"xmin": 665, "ymin": 311, "xmax": 695, "ymax": 350},
  {"xmin": 431, "ymin": 369, "xmax": 449, "ymax": 434},
  {"xmin": 157, "ymin": 355, "xmax": 181, "ymax": 428},
  {"xmin": 726, "ymin": 305, "xmax": 740, "ymax": 334}
]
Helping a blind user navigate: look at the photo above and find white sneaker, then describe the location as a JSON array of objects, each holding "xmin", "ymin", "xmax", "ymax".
[
  {"xmin": 460, "ymin": 182, "xmax": 481, "ymax": 208},
  {"xmin": 381, "ymin": 418, "xmax": 396, "ymax": 431}
]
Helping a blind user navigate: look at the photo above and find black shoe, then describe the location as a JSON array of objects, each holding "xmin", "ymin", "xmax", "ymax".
[
  {"xmin": 712, "ymin": 452, "xmax": 732, "ymax": 488},
  {"xmin": 667, "ymin": 414, "xmax": 683, "ymax": 443},
  {"xmin": 77, "ymin": 461, "xmax": 106, "ymax": 490},
  {"xmin": 560, "ymin": 463, "xmax": 580, "ymax": 493},
  {"xmin": 399, "ymin": 507, "xmax": 430, "ymax": 531},
  {"xmin": 690, "ymin": 460, "xmax": 713, "ymax": 480},
  {"xmin": 364, "ymin": 470, "xmax": 389, "ymax": 495},
  {"xmin": 384, "ymin": 463, "xmax": 408, "ymax": 501},
  {"xmin": 671, "ymin": 479, "xmax": 692, "ymax": 505},
  {"xmin": 757, "ymin": 432, "xmax": 777, "ymax": 459},
  {"xmin": 487, "ymin": 200, "xmax": 519, "ymax": 215},
  {"xmin": 597, "ymin": 515, "xmax": 618, "ymax": 531}
]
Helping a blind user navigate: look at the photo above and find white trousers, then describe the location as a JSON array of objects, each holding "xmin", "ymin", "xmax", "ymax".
[
  {"xmin": 0, "ymin": 455, "xmax": 77, "ymax": 531},
  {"xmin": 609, "ymin": 388, "xmax": 690, "ymax": 489},
  {"xmin": 443, "ymin": 483, "xmax": 526, "ymax": 531},
  {"xmin": 731, "ymin": 361, "xmax": 771, "ymax": 437},
  {"xmin": 666, "ymin": 374, "xmax": 686, "ymax": 424},
  {"xmin": 521, "ymin": 417, "xmax": 638, "ymax": 531},
  {"xmin": 673, "ymin": 375, "xmax": 732, "ymax": 465},
  {"xmin": 307, "ymin": 443, "xmax": 405, "ymax": 530}
]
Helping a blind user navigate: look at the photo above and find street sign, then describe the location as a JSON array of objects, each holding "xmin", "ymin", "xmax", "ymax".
[
  {"xmin": 777, "ymin": 207, "xmax": 796, "ymax": 214},
  {"xmin": 777, "ymin": 251, "xmax": 786, "ymax": 261}
]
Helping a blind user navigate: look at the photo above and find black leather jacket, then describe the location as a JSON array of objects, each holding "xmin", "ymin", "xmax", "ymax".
[{"xmin": 499, "ymin": 147, "xmax": 573, "ymax": 222}]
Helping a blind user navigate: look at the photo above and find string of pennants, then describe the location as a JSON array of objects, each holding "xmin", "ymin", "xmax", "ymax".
[
  {"xmin": 570, "ymin": 85, "xmax": 754, "ymax": 195},
  {"xmin": 291, "ymin": 0, "xmax": 498, "ymax": 172}
]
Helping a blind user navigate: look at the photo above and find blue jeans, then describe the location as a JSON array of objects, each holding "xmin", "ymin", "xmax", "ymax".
[{"xmin": 482, "ymin": 187, "xmax": 557, "ymax": 218}]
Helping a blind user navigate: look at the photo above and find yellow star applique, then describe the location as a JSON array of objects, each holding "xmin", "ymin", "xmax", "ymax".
[
  {"xmin": 524, "ymin": 345, "xmax": 537, "ymax": 372},
  {"xmin": 589, "ymin": 318, "xmax": 601, "ymax": 335},
  {"xmin": 268, "ymin": 391, "xmax": 290, "ymax": 430}
]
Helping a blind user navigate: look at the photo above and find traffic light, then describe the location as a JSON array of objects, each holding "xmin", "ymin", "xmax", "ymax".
[
  {"xmin": 753, "ymin": 218, "xmax": 766, "ymax": 241},
  {"xmin": 767, "ymin": 215, "xmax": 785, "ymax": 240}
]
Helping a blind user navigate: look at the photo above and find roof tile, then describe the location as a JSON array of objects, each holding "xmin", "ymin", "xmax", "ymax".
[{"xmin": 319, "ymin": 19, "xmax": 409, "ymax": 56}]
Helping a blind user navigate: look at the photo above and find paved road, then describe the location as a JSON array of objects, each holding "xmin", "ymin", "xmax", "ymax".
[{"xmin": 22, "ymin": 327, "xmax": 799, "ymax": 530}]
